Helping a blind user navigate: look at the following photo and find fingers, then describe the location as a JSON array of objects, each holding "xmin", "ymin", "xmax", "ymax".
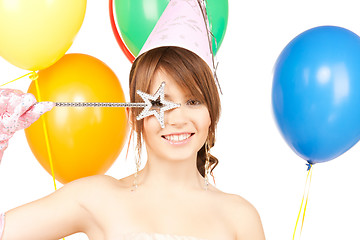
[{"xmin": 17, "ymin": 102, "xmax": 55, "ymax": 130}]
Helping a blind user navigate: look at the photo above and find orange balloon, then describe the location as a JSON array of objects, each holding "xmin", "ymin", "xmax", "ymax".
[{"xmin": 25, "ymin": 53, "xmax": 128, "ymax": 183}]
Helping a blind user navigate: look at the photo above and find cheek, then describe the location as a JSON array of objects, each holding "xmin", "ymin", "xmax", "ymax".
[
  {"xmin": 197, "ymin": 108, "xmax": 211, "ymax": 132},
  {"xmin": 143, "ymin": 116, "xmax": 160, "ymax": 138}
]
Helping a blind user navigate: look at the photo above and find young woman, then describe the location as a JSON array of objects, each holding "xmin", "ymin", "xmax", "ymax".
[{"xmin": 0, "ymin": 46, "xmax": 265, "ymax": 240}]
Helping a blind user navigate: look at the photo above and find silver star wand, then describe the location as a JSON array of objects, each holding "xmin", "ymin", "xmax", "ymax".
[{"xmin": 53, "ymin": 82, "xmax": 180, "ymax": 128}]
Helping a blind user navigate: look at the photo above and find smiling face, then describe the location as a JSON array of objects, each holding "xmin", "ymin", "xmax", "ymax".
[
  {"xmin": 143, "ymin": 70, "xmax": 211, "ymax": 162},
  {"xmin": 129, "ymin": 46, "xmax": 220, "ymax": 176}
]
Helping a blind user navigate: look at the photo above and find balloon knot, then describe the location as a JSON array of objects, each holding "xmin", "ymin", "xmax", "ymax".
[
  {"xmin": 29, "ymin": 71, "xmax": 39, "ymax": 81},
  {"xmin": 306, "ymin": 163, "xmax": 313, "ymax": 171}
]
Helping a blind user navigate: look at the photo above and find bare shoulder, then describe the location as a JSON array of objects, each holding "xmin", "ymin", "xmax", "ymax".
[
  {"xmin": 63, "ymin": 174, "xmax": 132, "ymax": 199},
  {"xmin": 60, "ymin": 175, "xmax": 118, "ymax": 194},
  {"xmin": 211, "ymin": 190, "xmax": 265, "ymax": 240},
  {"xmin": 65, "ymin": 177, "xmax": 132, "ymax": 218},
  {"xmin": 218, "ymin": 192, "xmax": 259, "ymax": 217}
]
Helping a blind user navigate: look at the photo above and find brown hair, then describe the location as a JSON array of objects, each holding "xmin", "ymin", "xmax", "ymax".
[{"xmin": 129, "ymin": 46, "xmax": 221, "ymax": 177}]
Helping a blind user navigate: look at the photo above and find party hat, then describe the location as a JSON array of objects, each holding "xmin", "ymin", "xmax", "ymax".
[{"xmin": 138, "ymin": 0, "xmax": 215, "ymax": 72}]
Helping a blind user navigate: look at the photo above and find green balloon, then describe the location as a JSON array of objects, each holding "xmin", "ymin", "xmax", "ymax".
[{"xmin": 114, "ymin": 0, "xmax": 228, "ymax": 57}]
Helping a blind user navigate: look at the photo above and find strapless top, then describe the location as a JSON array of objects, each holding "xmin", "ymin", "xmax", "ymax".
[{"xmin": 119, "ymin": 232, "xmax": 207, "ymax": 240}]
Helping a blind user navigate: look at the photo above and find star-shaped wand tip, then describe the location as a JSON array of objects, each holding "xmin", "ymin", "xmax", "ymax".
[{"xmin": 136, "ymin": 82, "xmax": 180, "ymax": 128}]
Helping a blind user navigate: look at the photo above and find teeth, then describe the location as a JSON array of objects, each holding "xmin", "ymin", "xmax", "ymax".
[{"xmin": 164, "ymin": 133, "xmax": 191, "ymax": 142}]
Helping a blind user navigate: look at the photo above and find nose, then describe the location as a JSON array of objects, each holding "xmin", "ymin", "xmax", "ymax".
[{"xmin": 165, "ymin": 104, "xmax": 188, "ymax": 127}]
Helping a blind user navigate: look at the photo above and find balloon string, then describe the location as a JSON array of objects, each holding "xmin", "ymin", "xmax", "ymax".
[
  {"xmin": 0, "ymin": 72, "xmax": 37, "ymax": 87},
  {"xmin": 2, "ymin": 72, "xmax": 65, "ymax": 240},
  {"xmin": 300, "ymin": 167, "xmax": 312, "ymax": 234},
  {"xmin": 292, "ymin": 164, "xmax": 313, "ymax": 240},
  {"xmin": 33, "ymin": 76, "xmax": 58, "ymax": 191},
  {"xmin": 33, "ymin": 76, "xmax": 66, "ymax": 240}
]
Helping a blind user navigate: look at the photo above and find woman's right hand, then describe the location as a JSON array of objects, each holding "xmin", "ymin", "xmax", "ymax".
[{"xmin": 0, "ymin": 88, "xmax": 54, "ymax": 162}]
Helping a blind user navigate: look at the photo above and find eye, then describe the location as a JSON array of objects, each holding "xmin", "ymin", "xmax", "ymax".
[
  {"xmin": 151, "ymin": 99, "xmax": 164, "ymax": 108},
  {"xmin": 186, "ymin": 99, "xmax": 201, "ymax": 106}
]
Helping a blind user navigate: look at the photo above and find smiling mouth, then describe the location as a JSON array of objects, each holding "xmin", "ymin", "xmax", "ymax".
[{"xmin": 161, "ymin": 133, "xmax": 194, "ymax": 143}]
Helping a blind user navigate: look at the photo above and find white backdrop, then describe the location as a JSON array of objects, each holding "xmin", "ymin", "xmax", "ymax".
[{"xmin": 1, "ymin": 0, "xmax": 360, "ymax": 239}]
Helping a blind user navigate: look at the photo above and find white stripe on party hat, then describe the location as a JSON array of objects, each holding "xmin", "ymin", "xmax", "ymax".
[{"xmin": 138, "ymin": 0, "xmax": 216, "ymax": 73}]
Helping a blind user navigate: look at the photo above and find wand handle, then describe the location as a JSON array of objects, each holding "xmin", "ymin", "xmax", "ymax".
[{"xmin": 54, "ymin": 102, "xmax": 147, "ymax": 108}]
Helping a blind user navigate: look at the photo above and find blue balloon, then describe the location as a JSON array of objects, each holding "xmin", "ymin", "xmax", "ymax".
[{"xmin": 272, "ymin": 26, "xmax": 360, "ymax": 164}]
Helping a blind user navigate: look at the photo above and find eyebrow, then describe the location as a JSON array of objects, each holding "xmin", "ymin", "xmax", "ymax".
[{"xmin": 164, "ymin": 93, "xmax": 194, "ymax": 99}]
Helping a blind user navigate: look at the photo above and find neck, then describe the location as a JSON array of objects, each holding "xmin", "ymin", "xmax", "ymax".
[{"xmin": 136, "ymin": 155, "xmax": 205, "ymax": 192}]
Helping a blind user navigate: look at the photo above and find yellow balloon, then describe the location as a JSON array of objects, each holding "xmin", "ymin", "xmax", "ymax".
[
  {"xmin": 25, "ymin": 54, "xmax": 128, "ymax": 183},
  {"xmin": 0, "ymin": 0, "xmax": 86, "ymax": 71}
]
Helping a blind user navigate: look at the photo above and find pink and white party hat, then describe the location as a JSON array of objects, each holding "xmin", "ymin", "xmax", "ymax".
[{"xmin": 138, "ymin": 0, "xmax": 216, "ymax": 73}]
